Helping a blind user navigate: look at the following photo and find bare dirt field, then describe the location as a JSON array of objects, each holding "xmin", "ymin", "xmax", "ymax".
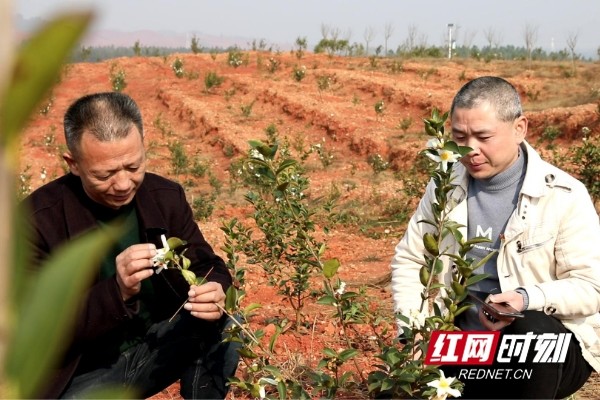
[{"xmin": 19, "ymin": 51, "xmax": 600, "ymax": 398}]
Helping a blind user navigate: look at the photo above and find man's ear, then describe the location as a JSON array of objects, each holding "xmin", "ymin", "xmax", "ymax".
[
  {"xmin": 62, "ymin": 152, "xmax": 80, "ymax": 176},
  {"xmin": 513, "ymin": 115, "xmax": 528, "ymax": 144}
]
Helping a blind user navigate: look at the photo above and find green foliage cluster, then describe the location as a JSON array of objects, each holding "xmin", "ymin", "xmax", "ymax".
[
  {"xmin": 0, "ymin": 11, "xmax": 129, "ymax": 399},
  {"xmin": 292, "ymin": 65, "xmax": 306, "ymax": 82},
  {"xmin": 172, "ymin": 57, "xmax": 185, "ymax": 78},
  {"xmin": 220, "ymin": 130, "xmax": 386, "ymax": 398},
  {"xmin": 190, "ymin": 35, "xmax": 201, "ymax": 54},
  {"xmin": 204, "ymin": 71, "xmax": 224, "ymax": 92},
  {"xmin": 367, "ymin": 153, "xmax": 390, "ymax": 174},
  {"xmin": 228, "ymin": 48, "xmax": 246, "ymax": 68},
  {"xmin": 109, "ymin": 63, "xmax": 127, "ymax": 92},
  {"xmin": 295, "ymin": 37, "xmax": 307, "ymax": 59},
  {"xmin": 567, "ymin": 126, "xmax": 600, "ymax": 207}
]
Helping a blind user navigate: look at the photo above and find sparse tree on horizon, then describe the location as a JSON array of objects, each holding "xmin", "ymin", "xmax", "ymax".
[
  {"xmin": 190, "ymin": 35, "xmax": 201, "ymax": 54},
  {"xmin": 523, "ymin": 23, "xmax": 538, "ymax": 68},
  {"xmin": 133, "ymin": 39, "xmax": 141, "ymax": 57},
  {"xmin": 295, "ymin": 36, "xmax": 307, "ymax": 59},
  {"xmin": 566, "ymin": 31, "xmax": 579, "ymax": 76},
  {"xmin": 363, "ymin": 26, "xmax": 376, "ymax": 56},
  {"xmin": 384, "ymin": 22, "xmax": 394, "ymax": 56},
  {"xmin": 320, "ymin": 23, "xmax": 331, "ymax": 40},
  {"xmin": 405, "ymin": 24, "xmax": 419, "ymax": 53}
]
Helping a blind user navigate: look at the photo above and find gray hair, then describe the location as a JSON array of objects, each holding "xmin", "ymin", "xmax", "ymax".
[
  {"xmin": 450, "ymin": 76, "xmax": 522, "ymax": 122},
  {"xmin": 64, "ymin": 92, "xmax": 144, "ymax": 157}
]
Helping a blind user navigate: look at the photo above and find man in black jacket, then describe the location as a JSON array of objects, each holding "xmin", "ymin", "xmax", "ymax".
[{"xmin": 25, "ymin": 92, "xmax": 238, "ymax": 399}]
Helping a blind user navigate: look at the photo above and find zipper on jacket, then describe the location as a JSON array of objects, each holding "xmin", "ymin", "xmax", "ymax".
[{"xmin": 516, "ymin": 238, "xmax": 552, "ymax": 253}]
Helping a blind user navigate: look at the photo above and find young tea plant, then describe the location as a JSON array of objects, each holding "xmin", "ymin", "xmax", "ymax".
[
  {"xmin": 568, "ymin": 126, "xmax": 600, "ymax": 207},
  {"xmin": 109, "ymin": 63, "xmax": 127, "ymax": 92},
  {"xmin": 367, "ymin": 109, "xmax": 492, "ymax": 399},
  {"xmin": 292, "ymin": 65, "xmax": 306, "ymax": 82},
  {"xmin": 220, "ymin": 136, "xmax": 388, "ymax": 398},
  {"xmin": 204, "ymin": 71, "xmax": 224, "ymax": 93},
  {"xmin": 172, "ymin": 57, "xmax": 185, "ymax": 78}
]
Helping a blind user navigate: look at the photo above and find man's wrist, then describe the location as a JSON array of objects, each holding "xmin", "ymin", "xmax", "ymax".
[{"xmin": 515, "ymin": 287, "xmax": 529, "ymax": 311}]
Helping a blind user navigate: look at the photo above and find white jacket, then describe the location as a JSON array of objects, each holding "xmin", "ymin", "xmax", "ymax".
[{"xmin": 390, "ymin": 141, "xmax": 600, "ymax": 371}]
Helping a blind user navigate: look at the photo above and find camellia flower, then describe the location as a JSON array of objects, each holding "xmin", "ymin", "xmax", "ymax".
[
  {"xmin": 151, "ymin": 234, "xmax": 170, "ymax": 273},
  {"xmin": 335, "ymin": 281, "xmax": 347, "ymax": 295},
  {"xmin": 427, "ymin": 370, "xmax": 461, "ymax": 400},
  {"xmin": 426, "ymin": 148, "xmax": 460, "ymax": 172},
  {"xmin": 427, "ymin": 137, "xmax": 444, "ymax": 149},
  {"xmin": 409, "ymin": 309, "xmax": 426, "ymax": 330}
]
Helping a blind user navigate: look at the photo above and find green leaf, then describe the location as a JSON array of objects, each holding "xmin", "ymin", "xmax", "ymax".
[
  {"xmin": 277, "ymin": 381, "xmax": 287, "ymax": 400},
  {"xmin": 276, "ymin": 159, "xmax": 297, "ymax": 175},
  {"xmin": 322, "ymin": 347, "xmax": 338, "ymax": 358},
  {"xmin": 322, "ymin": 258, "xmax": 340, "ymax": 278},
  {"xmin": 181, "ymin": 269, "xmax": 197, "ymax": 286},
  {"xmin": 243, "ymin": 302, "xmax": 263, "ymax": 313},
  {"xmin": 268, "ymin": 325, "xmax": 282, "ymax": 353},
  {"xmin": 316, "ymin": 294, "xmax": 337, "ymax": 305},
  {"xmin": 166, "ymin": 236, "xmax": 187, "ymax": 250},
  {"xmin": 225, "ymin": 286, "xmax": 238, "ymax": 312},
  {"xmin": 0, "ymin": 12, "xmax": 92, "ymax": 153},
  {"xmin": 465, "ymin": 273, "xmax": 491, "ymax": 286},
  {"xmin": 471, "ymin": 250, "xmax": 498, "ymax": 271},
  {"xmin": 237, "ymin": 347, "xmax": 258, "ymax": 358},
  {"xmin": 338, "ymin": 348, "xmax": 359, "ymax": 361},
  {"xmin": 6, "ymin": 225, "xmax": 119, "ymax": 399},
  {"xmin": 462, "ymin": 236, "xmax": 493, "ymax": 246}
]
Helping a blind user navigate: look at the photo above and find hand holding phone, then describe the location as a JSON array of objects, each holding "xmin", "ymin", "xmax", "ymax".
[{"xmin": 468, "ymin": 293, "xmax": 524, "ymax": 331}]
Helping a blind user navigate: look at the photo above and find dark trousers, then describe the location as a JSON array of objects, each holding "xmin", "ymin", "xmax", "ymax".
[
  {"xmin": 60, "ymin": 314, "xmax": 241, "ymax": 399},
  {"xmin": 442, "ymin": 311, "xmax": 593, "ymax": 399}
]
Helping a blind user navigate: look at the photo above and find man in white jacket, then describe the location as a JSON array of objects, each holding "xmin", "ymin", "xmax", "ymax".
[{"xmin": 391, "ymin": 76, "xmax": 600, "ymax": 399}]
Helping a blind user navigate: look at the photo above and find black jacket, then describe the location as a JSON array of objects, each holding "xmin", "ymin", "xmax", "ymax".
[{"xmin": 25, "ymin": 172, "xmax": 232, "ymax": 398}]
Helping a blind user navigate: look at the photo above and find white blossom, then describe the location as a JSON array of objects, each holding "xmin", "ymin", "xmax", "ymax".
[
  {"xmin": 409, "ymin": 309, "xmax": 426, "ymax": 330},
  {"xmin": 151, "ymin": 234, "xmax": 170, "ymax": 273},
  {"xmin": 426, "ymin": 149, "xmax": 460, "ymax": 172},
  {"xmin": 335, "ymin": 281, "xmax": 346, "ymax": 295},
  {"xmin": 427, "ymin": 370, "xmax": 461, "ymax": 400},
  {"xmin": 250, "ymin": 148, "xmax": 265, "ymax": 161},
  {"xmin": 427, "ymin": 137, "xmax": 444, "ymax": 149}
]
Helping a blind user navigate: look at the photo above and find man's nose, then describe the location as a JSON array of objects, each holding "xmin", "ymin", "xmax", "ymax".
[
  {"xmin": 112, "ymin": 170, "xmax": 131, "ymax": 191},
  {"xmin": 465, "ymin": 138, "xmax": 480, "ymax": 154}
]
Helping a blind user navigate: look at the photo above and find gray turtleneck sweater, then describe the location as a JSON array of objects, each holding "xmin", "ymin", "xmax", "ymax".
[{"xmin": 460, "ymin": 145, "xmax": 527, "ymax": 330}]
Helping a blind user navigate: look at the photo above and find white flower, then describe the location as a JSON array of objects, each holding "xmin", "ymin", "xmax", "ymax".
[
  {"xmin": 335, "ymin": 281, "xmax": 346, "ymax": 295},
  {"xmin": 408, "ymin": 309, "xmax": 426, "ymax": 330},
  {"xmin": 427, "ymin": 138, "xmax": 444, "ymax": 149},
  {"xmin": 258, "ymin": 377, "xmax": 277, "ymax": 399},
  {"xmin": 151, "ymin": 234, "xmax": 170, "ymax": 273},
  {"xmin": 426, "ymin": 149, "xmax": 460, "ymax": 172},
  {"xmin": 250, "ymin": 148, "xmax": 265, "ymax": 161},
  {"xmin": 427, "ymin": 370, "xmax": 461, "ymax": 399}
]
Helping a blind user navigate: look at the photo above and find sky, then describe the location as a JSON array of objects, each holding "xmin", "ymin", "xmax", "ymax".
[{"xmin": 13, "ymin": 0, "xmax": 600, "ymax": 57}]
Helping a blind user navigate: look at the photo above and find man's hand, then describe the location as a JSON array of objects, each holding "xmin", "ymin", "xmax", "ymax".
[
  {"xmin": 487, "ymin": 290, "xmax": 525, "ymax": 312},
  {"xmin": 184, "ymin": 281, "xmax": 226, "ymax": 321},
  {"xmin": 478, "ymin": 291, "xmax": 525, "ymax": 331},
  {"xmin": 115, "ymin": 243, "xmax": 156, "ymax": 301}
]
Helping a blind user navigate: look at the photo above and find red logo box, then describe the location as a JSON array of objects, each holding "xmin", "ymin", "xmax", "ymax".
[{"xmin": 425, "ymin": 331, "xmax": 501, "ymax": 365}]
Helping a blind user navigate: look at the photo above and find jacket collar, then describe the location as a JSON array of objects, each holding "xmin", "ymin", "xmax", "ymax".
[
  {"xmin": 448, "ymin": 141, "xmax": 549, "ymax": 201},
  {"xmin": 62, "ymin": 173, "xmax": 168, "ymax": 243}
]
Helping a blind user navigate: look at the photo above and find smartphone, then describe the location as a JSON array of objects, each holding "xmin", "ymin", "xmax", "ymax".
[{"xmin": 468, "ymin": 293, "xmax": 524, "ymax": 319}]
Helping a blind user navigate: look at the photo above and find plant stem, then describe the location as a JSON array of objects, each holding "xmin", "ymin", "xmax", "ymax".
[{"xmin": 168, "ymin": 266, "xmax": 214, "ymax": 323}]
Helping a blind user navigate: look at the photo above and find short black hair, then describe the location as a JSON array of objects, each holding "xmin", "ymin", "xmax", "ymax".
[
  {"xmin": 451, "ymin": 76, "xmax": 522, "ymax": 122},
  {"xmin": 64, "ymin": 92, "xmax": 144, "ymax": 158}
]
